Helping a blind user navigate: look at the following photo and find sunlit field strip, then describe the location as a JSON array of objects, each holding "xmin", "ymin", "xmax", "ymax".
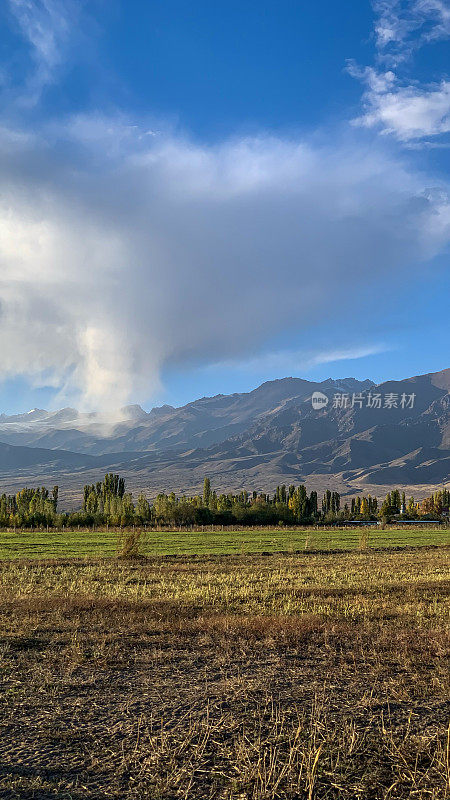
[{"xmin": 0, "ymin": 526, "xmax": 448, "ymax": 559}]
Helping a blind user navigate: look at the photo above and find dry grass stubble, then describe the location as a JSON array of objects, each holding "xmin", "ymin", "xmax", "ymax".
[{"xmin": 0, "ymin": 548, "xmax": 448, "ymax": 798}]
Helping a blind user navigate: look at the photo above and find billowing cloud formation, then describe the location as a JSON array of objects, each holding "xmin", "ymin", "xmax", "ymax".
[{"xmin": 0, "ymin": 118, "xmax": 448, "ymax": 408}]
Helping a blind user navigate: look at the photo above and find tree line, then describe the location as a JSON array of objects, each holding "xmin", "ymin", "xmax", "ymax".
[
  {"xmin": 0, "ymin": 475, "xmax": 448, "ymax": 528},
  {"xmin": 0, "ymin": 486, "xmax": 59, "ymax": 528}
]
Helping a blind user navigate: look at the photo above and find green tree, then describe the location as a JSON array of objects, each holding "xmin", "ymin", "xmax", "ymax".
[
  {"xmin": 203, "ymin": 477, "xmax": 211, "ymax": 507},
  {"xmin": 136, "ymin": 493, "xmax": 151, "ymax": 521}
]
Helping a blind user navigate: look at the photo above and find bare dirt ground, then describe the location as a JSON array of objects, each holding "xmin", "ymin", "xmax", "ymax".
[{"xmin": 0, "ymin": 548, "xmax": 449, "ymax": 798}]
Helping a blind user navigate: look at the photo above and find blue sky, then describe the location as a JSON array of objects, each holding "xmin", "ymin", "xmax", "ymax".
[
  {"xmin": 0, "ymin": 0, "xmax": 448, "ymax": 412},
  {"xmin": 1, "ymin": 1, "xmax": 373, "ymax": 135}
]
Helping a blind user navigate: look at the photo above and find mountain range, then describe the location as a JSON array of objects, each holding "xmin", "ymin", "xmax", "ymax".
[{"xmin": 0, "ymin": 368, "xmax": 448, "ymax": 506}]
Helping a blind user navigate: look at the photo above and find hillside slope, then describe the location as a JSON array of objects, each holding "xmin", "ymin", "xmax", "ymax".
[{"xmin": 0, "ymin": 369, "xmax": 447, "ymax": 500}]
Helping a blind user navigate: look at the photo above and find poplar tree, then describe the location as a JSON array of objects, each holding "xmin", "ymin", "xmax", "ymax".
[{"xmin": 203, "ymin": 477, "xmax": 211, "ymax": 507}]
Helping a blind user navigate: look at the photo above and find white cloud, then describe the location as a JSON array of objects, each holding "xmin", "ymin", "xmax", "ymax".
[
  {"xmin": 7, "ymin": 0, "xmax": 83, "ymax": 102},
  {"xmin": 206, "ymin": 345, "xmax": 390, "ymax": 375},
  {"xmin": 0, "ymin": 119, "xmax": 448, "ymax": 409},
  {"xmin": 0, "ymin": 3, "xmax": 449, "ymax": 409},
  {"xmin": 353, "ymin": 68, "xmax": 450, "ymax": 140},
  {"xmin": 350, "ymin": 1, "xmax": 450, "ymax": 141},
  {"xmin": 374, "ymin": 0, "xmax": 450, "ymax": 64}
]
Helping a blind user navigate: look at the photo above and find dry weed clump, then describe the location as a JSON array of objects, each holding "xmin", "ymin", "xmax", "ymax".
[{"xmin": 117, "ymin": 529, "xmax": 146, "ymax": 559}]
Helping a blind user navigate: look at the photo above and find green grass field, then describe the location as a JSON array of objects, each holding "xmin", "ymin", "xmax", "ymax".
[{"xmin": 0, "ymin": 524, "xmax": 448, "ymax": 559}]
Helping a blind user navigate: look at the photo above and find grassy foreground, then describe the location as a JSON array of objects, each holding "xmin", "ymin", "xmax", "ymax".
[
  {"xmin": 0, "ymin": 546, "xmax": 449, "ymax": 798},
  {"xmin": 0, "ymin": 524, "xmax": 448, "ymax": 559}
]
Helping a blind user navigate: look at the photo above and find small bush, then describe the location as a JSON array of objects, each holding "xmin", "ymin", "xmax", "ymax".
[
  {"xmin": 117, "ymin": 530, "xmax": 145, "ymax": 559},
  {"xmin": 358, "ymin": 530, "xmax": 369, "ymax": 551}
]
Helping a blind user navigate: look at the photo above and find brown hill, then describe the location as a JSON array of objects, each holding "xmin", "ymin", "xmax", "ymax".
[{"xmin": 0, "ymin": 369, "xmax": 447, "ymax": 503}]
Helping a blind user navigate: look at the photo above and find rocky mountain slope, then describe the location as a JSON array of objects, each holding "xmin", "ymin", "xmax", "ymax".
[
  {"xmin": 0, "ymin": 377, "xmax": 376, "ymax": 455},
  {"xmin": 0, "ymin": 369, "xmax": 447, "ymax": 501}
]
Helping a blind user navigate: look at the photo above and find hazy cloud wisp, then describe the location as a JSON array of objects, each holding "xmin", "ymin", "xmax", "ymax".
[
  {"xmin": 374, "ymin": 0, "xmax": 450, "ymax": 63},
  {"xmin": 7, "ymin": 0, "xmax": 84, "ymax": 102}
]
